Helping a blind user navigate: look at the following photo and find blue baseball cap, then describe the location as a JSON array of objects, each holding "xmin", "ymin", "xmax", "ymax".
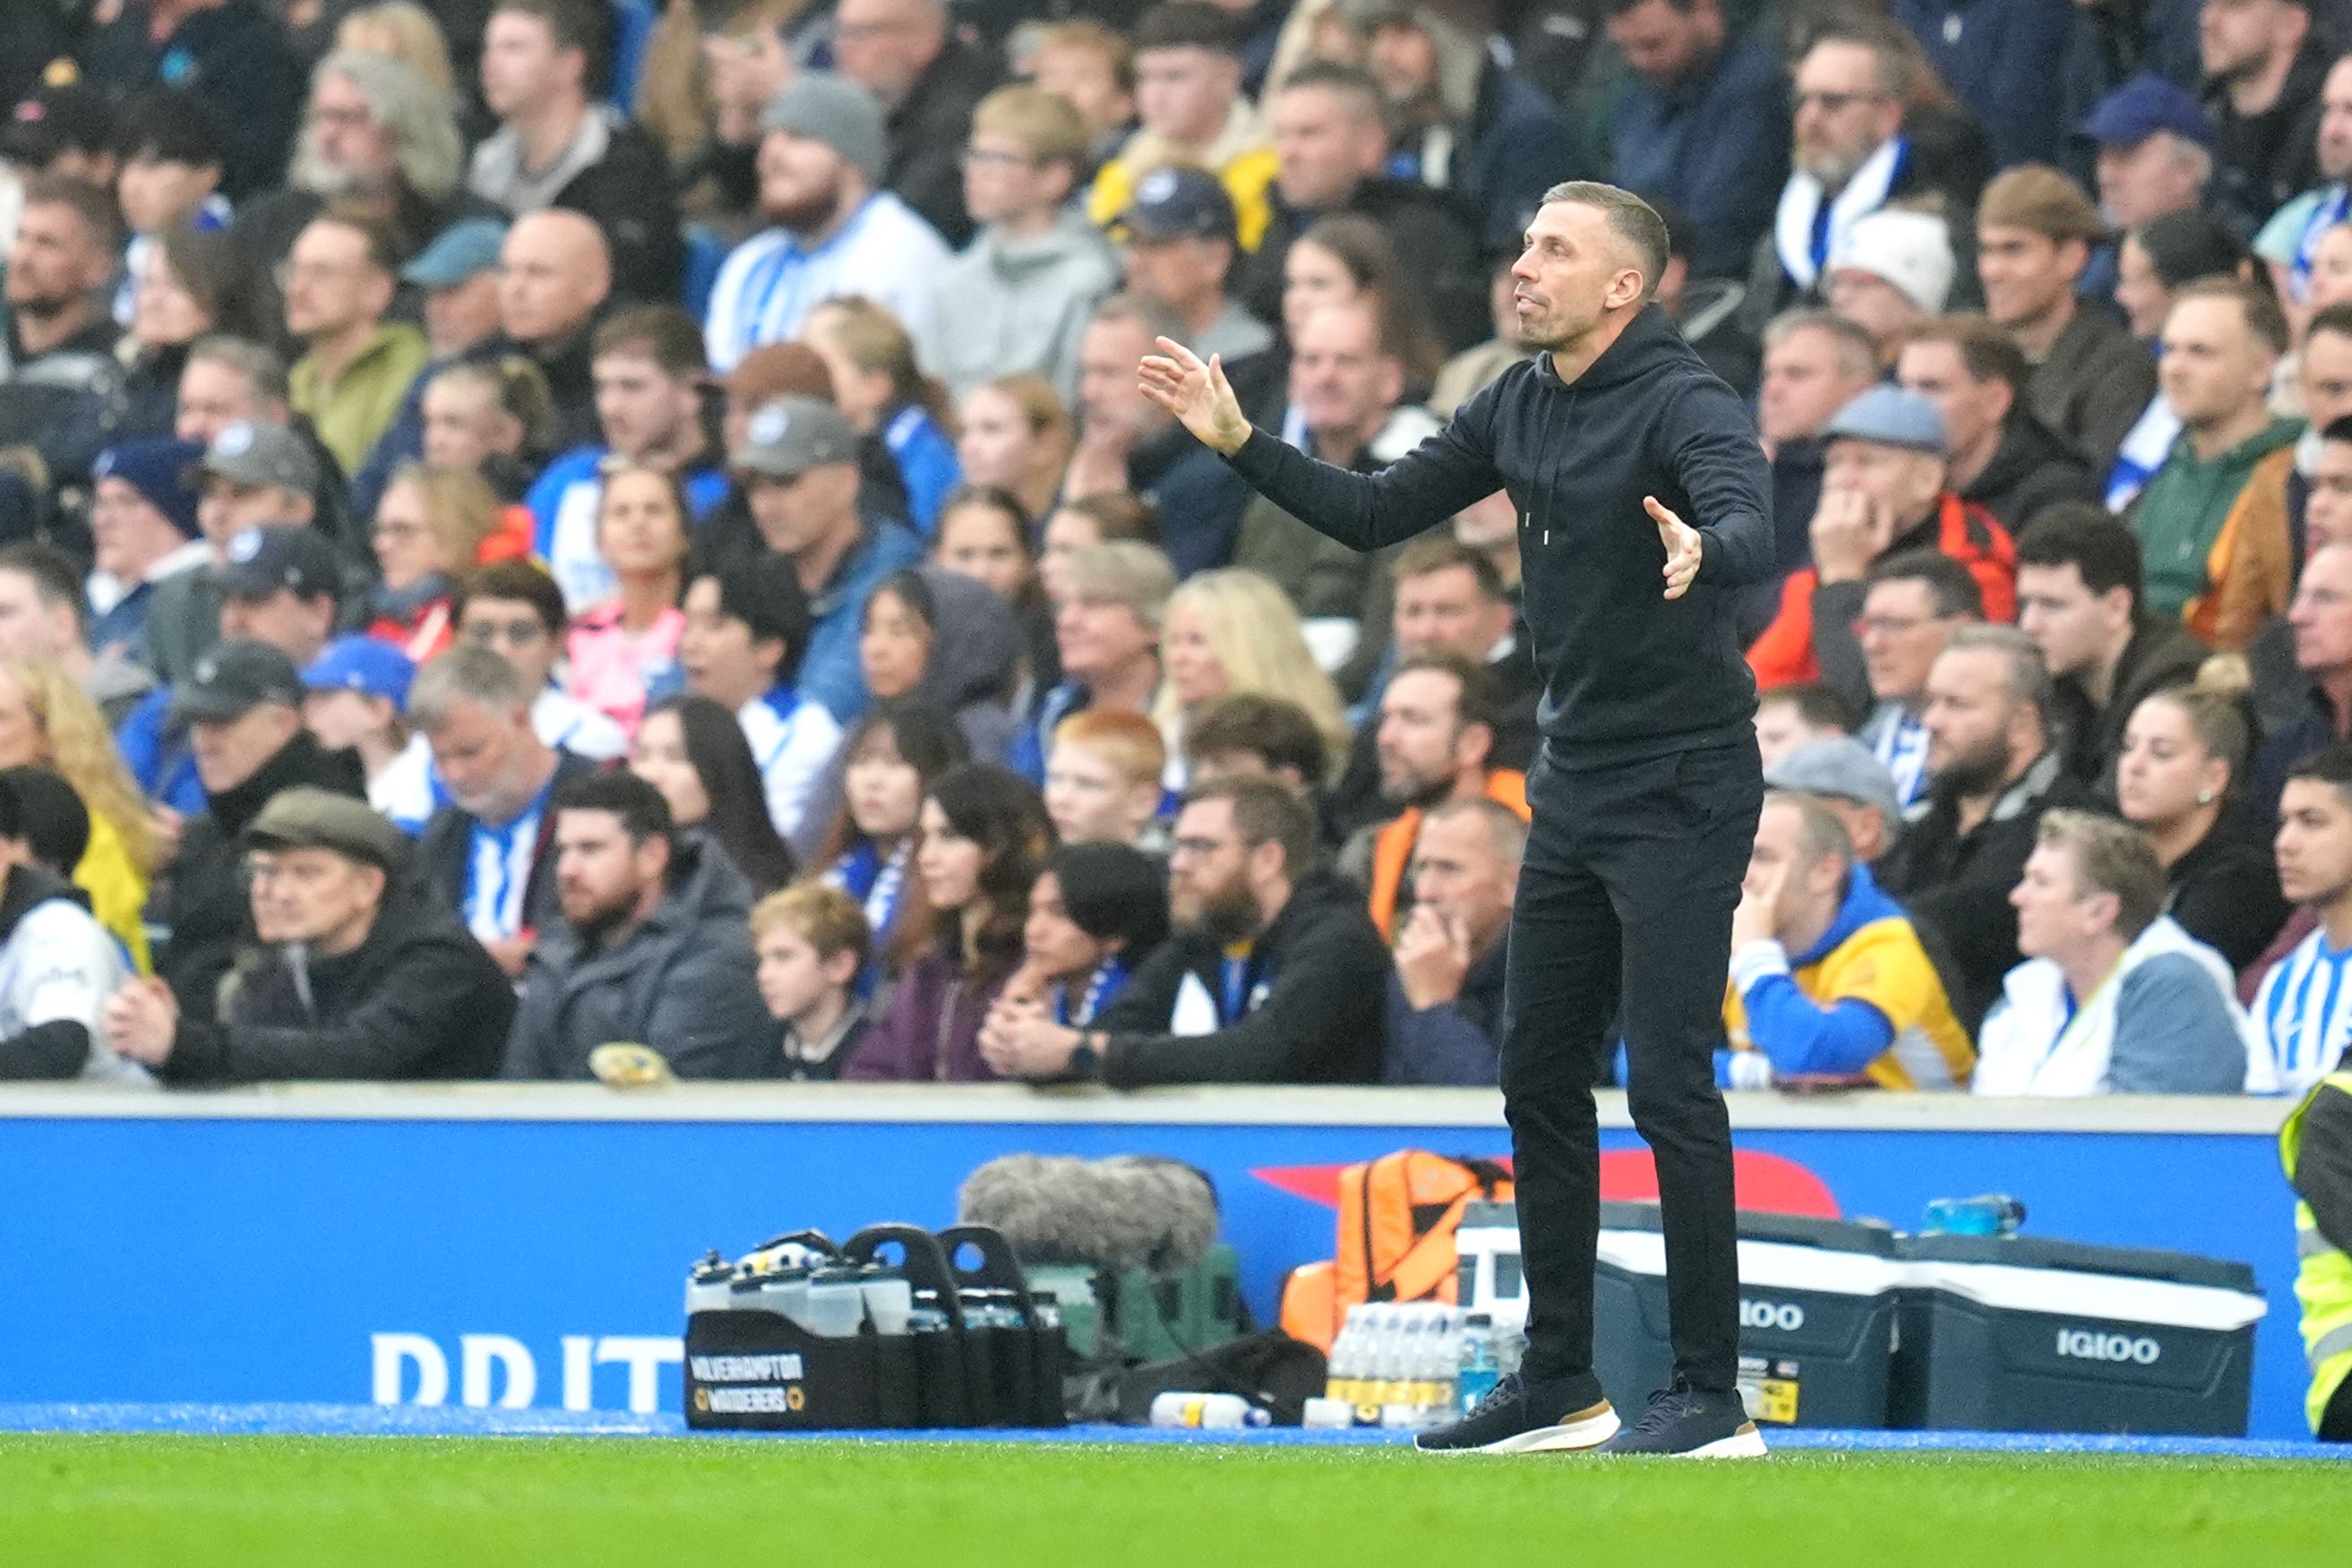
[
  {"xmin": 401, "ymin": 217, "xmax": 508, "ymax": 288},
  {"xmin": 1823, "ymin": 385, "xmax": 1947, "ymax": 458},
  {"xmin": 91, "ymin": 438, "xmax": 204, "ymax": 538},
  {"xmin": 303, "ymin": 636, "xmax": 416, "ymax": 709},
  {"xmin": 1119, "ymin": 166, "xmax": 1239, "ymax": 244},
  {"xmin": 2079, "ymin": 73, "xmax": 2214, "ymax": 151}
]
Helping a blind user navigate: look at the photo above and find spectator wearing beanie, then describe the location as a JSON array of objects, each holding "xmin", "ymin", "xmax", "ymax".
[
  {"xmin": 1978, "ymin": 164, "xmax": 2157, "ymax": 474},
  {"xmin": 1825, "ymin": 208, "xmax": 1957, "ymax": 370},
  {"xmin": 703, "ymin": 73, "xmax": 951, "ymax": 373},
  {"xmin": 87, "ymin": 438, "xmax": 210, "ymax": 671}
]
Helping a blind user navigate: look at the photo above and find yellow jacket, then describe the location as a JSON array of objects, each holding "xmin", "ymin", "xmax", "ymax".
[
  {"xmin": 1087, "ymin": 104, "xmax": 1280, "ymax": 253},
  {"xmin": 75, "ymin": 810, "xmax": 151, "ymax": 974}
]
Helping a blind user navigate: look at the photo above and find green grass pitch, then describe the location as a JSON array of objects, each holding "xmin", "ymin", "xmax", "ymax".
[{"xmin": 0, "ymin": 1435, "xmax": 2336, "ymax": 1566}]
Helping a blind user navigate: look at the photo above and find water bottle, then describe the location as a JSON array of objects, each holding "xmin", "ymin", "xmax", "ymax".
[
  {"xmin": 685, "ymin": 1250, "xmax": 736, "ymax": 1315},
  {"xmin": 798, "ymin": 1266, "xmax": 868, "ymax": 1337},
  {"xmin": 1369, "ymin": 1305, "xmax": 1408, "ymax": 1407},
  {"xmin": 1395, "ymin": 1309, "xmax": 1428, "ymax": 1409},
  {"xmin": 1326, "ymin": 1307, "xmax": 1365, "ymax": 1405},
  {"xmin": 729, "ymin": 1264, "xmax": 810, "ymax": 1322},
  {"xmin": 1922, "ymin": 1194, "xmax": 2026, "ymax": 1237},
  {"xmin": 857, "ymin": 1264, "xmax": 914, "ymax": 1336},
  {"xmin": 1150, "ymin": 1392, "xmax": 1271, "ymax": 1428},
  {"xmin": 1456, "ymin": 1312, "xmax": 1500, "ymax": 1415},
  {"xmin": 1423, "ymin": 1306, "xmax": 1462, "ymax": 1414},
  {"xmin": 1496, "ymin": 1322, "xmax": 1525, "ymax": 1381}
]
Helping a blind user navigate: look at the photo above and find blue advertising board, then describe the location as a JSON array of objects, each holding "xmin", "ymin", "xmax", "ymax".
[{"xmin": 0, "ymin": 1087, "xmax": 2309, "ymax": 1437}]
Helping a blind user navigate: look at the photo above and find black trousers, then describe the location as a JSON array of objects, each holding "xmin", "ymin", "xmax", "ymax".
[{"xmin": 1502, "ymin": 737, "xmax": 1762, "ymax": 1395}]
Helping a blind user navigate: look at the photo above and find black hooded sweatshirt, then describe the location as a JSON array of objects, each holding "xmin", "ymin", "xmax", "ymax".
[{"xmin": 1225, "ymin": 302, "xmax": 1774, "ymax": 767}]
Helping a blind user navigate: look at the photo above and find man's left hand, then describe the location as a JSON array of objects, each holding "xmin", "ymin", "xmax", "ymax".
[
  {"xmin": 979, "ymin": 1010, "xmax": 1085, "ymax": 1080},
  {"xmin": 1645, "ymin": 495, "xmax": 1703, "ymax": 599},
  {"xmin": 102, "ymin": 977, "xmax": 178, "ymax": 1067}
]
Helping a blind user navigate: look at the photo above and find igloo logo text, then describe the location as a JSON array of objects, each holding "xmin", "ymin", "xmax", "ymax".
[
  {"xmin": 2055, "ymin": 1328, "xmax": 2160, "ymax": 1364},
  {"xmin": 1739, "ymin": 1298, "xmax": 1806, "ymax": 1332}
]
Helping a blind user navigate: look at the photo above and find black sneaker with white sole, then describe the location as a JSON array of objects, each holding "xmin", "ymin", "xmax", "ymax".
[
  {"xmin": 1595, "ymin": 1382, "xmax": 1768, "ymax": 1458},
  {"xmin": 1412, "ymin": 1372, "xmax": 1620, "ymax": 1454}
]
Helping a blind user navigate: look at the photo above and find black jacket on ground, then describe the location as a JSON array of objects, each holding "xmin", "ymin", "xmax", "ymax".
[
  {"xmin": 1876, "ymin": 749, "xmax": 2094, "ymax": 1032},
  {"xmin": 502, "ymin": 836, "xmax": 770, "ymax": 1081},
  {"xmin": 160, "ymin": 882, "xmax": 515, "ymax": 1084},
  {"xmin": 1238, "ymin": 179, "xmax": 1490, "ymax": 354},
  {"xmin": 884, "ymin": 38, "xmax": 1000, "ymax": 248},
  {"xmin": 2050, "ymin": 614, "xmax": 2208, "ymax": 791},
  {"xmin": 414, "ymin": 749, "xmax": 604, "ymax": 941},
  {"xmin": 159, "ymin": 732, "xmax": 369, "ymax": 1024},
  {"xmin": 1963, "ymin": 415, "xmax": 2100, "ymax": 537},
  {"xmin": 1094, "ymin": 870, "xmax": 1389, "ymax": 1086},
  {"xmin": 1227, "ymin": 304, "xmax": 1773, "ymax": 767}
]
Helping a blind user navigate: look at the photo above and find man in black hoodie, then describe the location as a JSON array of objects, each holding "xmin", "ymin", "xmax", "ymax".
[
  {"xmin": 104, "ymin": 788, "xmax": 514, "ymax": 1083},
  {"xmin": 1141, "ymin": 182, "xmax": 1773, "ymax": 1459},
  {"xmin": 978, "ymin": 775, "xmax": 1388, "ymax": 1086},
  {"xmin": 153, "ymin": 641, "xmax": 369, "ymax": 1026}
]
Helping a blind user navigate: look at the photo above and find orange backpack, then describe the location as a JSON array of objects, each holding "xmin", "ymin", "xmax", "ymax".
[{"xmin": 1278, "ymin": 1152, "xmax": 1515, "ymax": 1352}]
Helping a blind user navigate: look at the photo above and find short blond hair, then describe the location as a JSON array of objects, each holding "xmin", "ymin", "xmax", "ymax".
[
  {"xmin": 1052, "ymin": 707, "xmax": 1166, "ymax": 788},
  {"xmin": 973, "ymin": 84, "xmax": 1090, "ymax": 169},
  {"xmin": 751, "ymin": 882, "xmax": 871, "ymax": 968}
]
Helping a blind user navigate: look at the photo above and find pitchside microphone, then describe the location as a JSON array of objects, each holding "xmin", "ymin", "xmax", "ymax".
[{"xmin": 957, "ymin": 1155, "xmax": 1220, "ymax": 1275}]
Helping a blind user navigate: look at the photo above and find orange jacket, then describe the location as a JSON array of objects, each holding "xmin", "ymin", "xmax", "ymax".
[
  {"xmin": 1747, "ymin": 494, "xmax": 2018, "ymax": 689},
  {"xmin": 1369, "ymin": 770, "xmax": 1530, "ymax": 940}
]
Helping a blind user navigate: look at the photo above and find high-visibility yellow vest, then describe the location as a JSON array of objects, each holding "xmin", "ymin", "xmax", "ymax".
[{"xmin": 2279, "ymin": 1069, "xmax": 2352, "ymax": 1435}]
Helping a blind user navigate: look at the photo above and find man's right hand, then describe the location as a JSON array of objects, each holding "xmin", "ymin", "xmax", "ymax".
[
  {"xmin": 1138, "ymin": 337, "xmax": 1252, "ymax": 456},
  {"xmin": 1809, "ymin": 487, "xmax": 1893, "ymax": 585}
]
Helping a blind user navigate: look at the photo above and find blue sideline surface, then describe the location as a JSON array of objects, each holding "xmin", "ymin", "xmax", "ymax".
[{"xmin": 0, "ymin": 1403, "xmax": 2344, "ymax": 1460}]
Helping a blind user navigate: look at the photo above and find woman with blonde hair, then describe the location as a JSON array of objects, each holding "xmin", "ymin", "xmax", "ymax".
[
  {"xmin": 1150, "ymin": 570, "xmax": 1348, "ymax": 786},
  {"xmin": 804, "ymin": 297, "xmax": 962, "ymax": 535},
  {"xmin": 367, "ymin": 463, "xmax": 512, "ymax": 661},
  {"xmin": 0, "ymin": 662, "xmax": 158, "ymax": 971},
  {"xmin": 956, "ymin": 373, "xmax": 1073, "ymax": 522},
  {"xmin": 335, "ymin": 3, "xmax": 459, "ymax": 99}
]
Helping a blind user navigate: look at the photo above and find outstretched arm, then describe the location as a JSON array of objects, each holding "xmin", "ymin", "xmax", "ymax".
[{"xmin": 1139, "ymin": 338, "xmax": 1501, "ymax": 553}]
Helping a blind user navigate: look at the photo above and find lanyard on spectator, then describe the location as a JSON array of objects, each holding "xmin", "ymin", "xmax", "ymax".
[
  {"xmin": 1219, "ymin": 944, "xmax": 1260, "ymax": 1027},
  {"xmin": 1054, "ymin": 957, "xmax": 1129, "ymax": 1028}
]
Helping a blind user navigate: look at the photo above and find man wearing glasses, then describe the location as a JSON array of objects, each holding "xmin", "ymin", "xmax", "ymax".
[
  {"xmin": 103, "ymin": 786, "xmax": 514, "ymax": 1083},
  {"xmin": 450, "ymin": 561, "xmax": 629, "ymax": 762},
  {"xmin": 931, "ymin": 85, "xmax": 1119, "ymax": 401},
  {"xmin": 1753, "ymin": 20, "xmax": 1985, "ymax": 322}
]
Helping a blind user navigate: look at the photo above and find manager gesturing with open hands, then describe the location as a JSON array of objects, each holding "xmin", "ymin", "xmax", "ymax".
[{"xmin": 1143, "ymin": 182, "xmax": 1778, "ymax": 1459}]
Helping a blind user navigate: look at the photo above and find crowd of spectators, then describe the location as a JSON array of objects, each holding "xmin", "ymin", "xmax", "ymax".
[{"xmin": 0, "ymin": 0, "xmax": 2349, "ymax": 1099}]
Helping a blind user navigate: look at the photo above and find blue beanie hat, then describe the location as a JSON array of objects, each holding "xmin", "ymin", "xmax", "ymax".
[{"xmin": 91, "ymin": 438, "xmax": 205, "ymax": 539}]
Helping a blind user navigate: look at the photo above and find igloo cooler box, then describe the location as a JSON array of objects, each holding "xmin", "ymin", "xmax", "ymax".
[
  {"xmin": 1592, "ymin": 1202, "xmax": 1907, "ymax": 1428},
  {"xmin": 1890, "ymin": 1235, "xmax": 2266, "ymax": 1435}
]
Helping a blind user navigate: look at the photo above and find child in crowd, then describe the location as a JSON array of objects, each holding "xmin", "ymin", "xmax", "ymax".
[
  {"xmin": 803, "ymin": 297, "xmax": 962, "ymax": 536},
  {"xmin": 112, "ymin": 90, "xmax": 231, "ymax": 326},
  {"xmin": 749, "ymin": 884, "xmax": 872, "ymax": 1081},
  {"xmin": 300, "ymin": 637, "xmax": 433, "ymax": 835},
  {"xmin": 1043, "ymin": 707, "xmax": 1166, "ymax": 849}
]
